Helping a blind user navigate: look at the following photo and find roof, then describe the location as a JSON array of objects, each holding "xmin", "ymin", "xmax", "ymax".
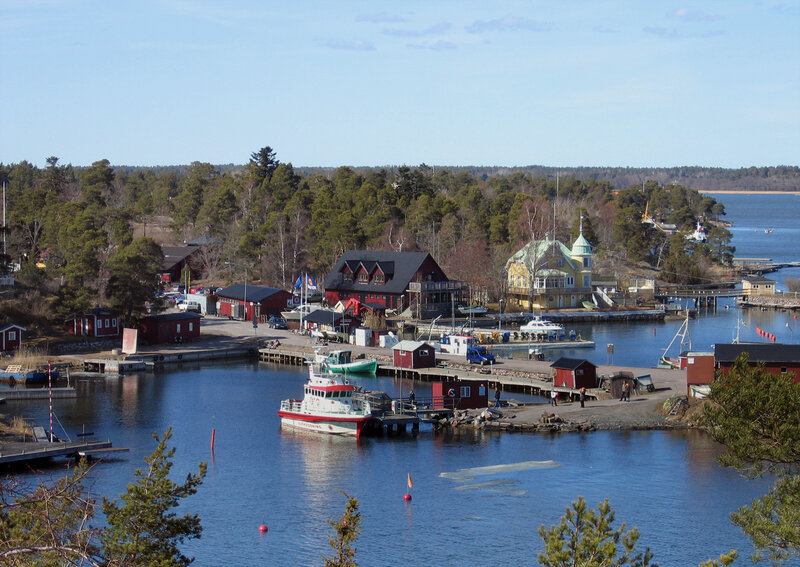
[
  {"xmin": 392, "ymin": 340, "xmax": 433, "ymax": 351},
  {"xmin": 0, "ymin": 323, "xmax": 26, "ymax": 332},
  {"xmin": 64, "ymin": 307, "xmax": 115, "ymax": 322},
  {"xmin": 505, "ymin": 234, "xmax": 579, "ymax": 273},
  {"xmin": 741, "ymin": 275, "xmax": 775, "ymax": 284},
  {"xmin": 304, "ymin": 310, "xmax": 344, "ymax": 324},
  {"xmin": 161, "ymin": 246, "xmax": 198, "ymax": 270},
  {"xmin": 141, "ymin": 312, "xmax": 202, "ymax": 322},
  {"xmin": 324, "ymin": 250, "xmax": 446, "ymax": 295},
  {"xmin": 570, "ymin": 233, "xmax": 593, "ymax": 257},
  {"xmin": 714, "ymin": 343, "xmax": 800, "ymax": 364},
  {"xmin": 216, "ymin": 283, "xmax": 288, "ymax": 303},
  {"xmin": 184, "ymin": 235, "xmax": 222, "ymax": 247},
  {"xmin": 550, "ymin": 357, "xmax": 596, "ymax": 370}
]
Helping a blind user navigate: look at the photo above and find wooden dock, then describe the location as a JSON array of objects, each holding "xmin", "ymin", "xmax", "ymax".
[
  {"xmin": 0, "ymin": 387, "xmax": 78, "ymax": 403},
  {"xmin": 0, "ymin": 439, "xmax": 128, "ymax": 466}
]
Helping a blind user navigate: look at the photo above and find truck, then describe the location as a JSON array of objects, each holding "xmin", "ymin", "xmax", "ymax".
[{"xmin": 466, "ymin": 346, "xmax": 495, "ymax": 365}]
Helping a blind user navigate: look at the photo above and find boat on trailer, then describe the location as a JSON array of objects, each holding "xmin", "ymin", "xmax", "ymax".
[{"xmin": 278, "ymin": 364, "xmax": 374, "ymax": 438}]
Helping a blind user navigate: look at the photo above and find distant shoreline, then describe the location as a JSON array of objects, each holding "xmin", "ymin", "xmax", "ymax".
[{"xmin": 700, "ymin": 190, "xmax": 800, "ymax": 195}]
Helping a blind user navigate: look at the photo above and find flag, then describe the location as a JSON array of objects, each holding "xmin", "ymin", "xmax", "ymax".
[
  {"xmin": 407, "ymin": 473, "xmax": 413, "ymax": 489},
  {"xmin": 306, "ymin": 275, "xmax": 318, "ymax": 291},
  {"xmin": 293, "ymin": 275, "xmax": 302, "ymax": 289}
]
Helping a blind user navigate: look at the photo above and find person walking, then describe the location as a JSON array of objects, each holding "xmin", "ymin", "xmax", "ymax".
[
  {"xmin": 550, "ymin": 390, "xmax": 558, "ymax": 406},
  {"xmin": 494, "ymin": 388, "xmax": 501, "ymax": 408},
  {"xmin": 408, "ymin": 389, "xmax": 415, "ymax": 405},
  {"xmin": 579, "ymin": 386, "xmax": 586, "ymax": 408}
]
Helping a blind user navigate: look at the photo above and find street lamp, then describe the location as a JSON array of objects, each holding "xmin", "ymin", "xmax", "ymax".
[{"xmin": 499, "ymin": 298, "xmax": 505, "ymax": 332}]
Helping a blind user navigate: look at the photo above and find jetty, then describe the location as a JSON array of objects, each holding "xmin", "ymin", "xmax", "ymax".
[{"xmin": 0, "ymin": 437, "xmax": 129, "ymax": 466}]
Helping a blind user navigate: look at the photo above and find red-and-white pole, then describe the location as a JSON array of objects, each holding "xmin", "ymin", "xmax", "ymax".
[
  {"xmin": 48, "ymin": 361, "xmax": 53, "ymax": 442},
  {"xmin": 211, "ymin": 428, "xmax": 216, "ymax": 453}
]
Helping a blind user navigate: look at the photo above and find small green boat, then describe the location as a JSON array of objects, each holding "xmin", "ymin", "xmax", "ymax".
[{"xmin": 314, "ymin": 349, "xmax": 378, "ymax": 374}]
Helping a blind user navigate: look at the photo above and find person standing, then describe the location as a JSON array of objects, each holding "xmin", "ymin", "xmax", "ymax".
[
  {"xmin": 579, "ymin": 386, "xmax": 586, "ymax": 408},
  {"xmin": 408, "ymin": 389, "xmax": 415, "ymax": 404},
  {"xmin": 550, "ymin": 390, "xmax": 558, "ymax": 406},
  {"xmin": 494, "ymin": 388, "xmax": 501, "ymax": 408}
]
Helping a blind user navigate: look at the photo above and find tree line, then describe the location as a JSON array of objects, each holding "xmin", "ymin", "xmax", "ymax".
[{"xmin": 0, "ymin": 149, "xmax": 734, "ymax": 325}]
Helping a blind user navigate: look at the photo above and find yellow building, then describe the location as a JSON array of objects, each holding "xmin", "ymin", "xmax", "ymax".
[
  {"xmin": 505, "ymin": 228, "xmax": 593, "ymax": 310},
  {"xmin": 741, "ymin": 275, "xmax": 776, "ymax": 296}
]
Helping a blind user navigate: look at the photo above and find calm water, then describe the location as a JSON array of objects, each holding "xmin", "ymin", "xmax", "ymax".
[
  {"xmin": 11, "ymin": 363, "xmax": 779, "ymax": 566},
  {"xmin": 9, "ymin": 192, "xmax": 800, "ymax": 566}
]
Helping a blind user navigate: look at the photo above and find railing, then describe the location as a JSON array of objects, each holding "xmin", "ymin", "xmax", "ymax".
[{"xmin": 407, "ymin": 280, "xmax": 466, "ymax": 292}]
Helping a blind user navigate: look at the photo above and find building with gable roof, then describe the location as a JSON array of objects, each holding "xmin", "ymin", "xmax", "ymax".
[
  {"xmin": 323, "ymin": 250, "xmax": 466, "ymax": 319},
  {"xmin": 216, "ymin": 283, "xmax": 291, "ymax": 322},
  {"xmin": 505, "ymin": 225, "xmax": 594, "ymax": 310}
]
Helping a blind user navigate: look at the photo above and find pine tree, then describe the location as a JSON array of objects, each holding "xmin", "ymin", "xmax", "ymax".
[
  {"xmin": 323, "ymin": 492, "xmax": 362, "ymax": 567},
  {"xmin": 101, "ymin": 427, "xmax": 207, "ymax": 567}
]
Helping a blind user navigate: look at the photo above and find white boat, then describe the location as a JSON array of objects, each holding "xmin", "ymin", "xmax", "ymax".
[
  {"xmin": 519, "ymin": 316, "xmax": 565, "ymax": 335},
  {"xmin": 314, "ymin": 349, "xmax": 378, "ymax": 374},
  {"xmin": 458, "ymin": 304, "xmax": 488, "ymax": 315},
  {"xmin": 281, "ymin": 303, "xmax": 330, "ymax": 321},
  {"xmin": 278, "ymin": 364, "xmax": 374, "ymax": 438}
]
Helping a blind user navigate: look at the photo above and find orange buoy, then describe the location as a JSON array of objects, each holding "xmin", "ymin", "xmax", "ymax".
[
  {"xmin": 403, "ymin": 493, "xmax": 412, "ymax": 501},
  {"xmin": 258, "ymin": 524, "xmax": 268, "ymax": 533}
]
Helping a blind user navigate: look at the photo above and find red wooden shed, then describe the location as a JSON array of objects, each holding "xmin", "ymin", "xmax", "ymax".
[
  {"xmin": 432, "ymin": 379, "xmax": 489, "ymax": 410},
  {"xmin": 392, "ymin": 340, "xmax": 436, "ymax": 369},
  {"xmin": 216, "ymin": 283, "xmax": 291, "ymax": 322},
  {"xmin": 65, "ymin": 308, "xmax": 120, "ymax": 338},
  {"xmin": 550, "ymin": 358, "xmax": 597, "ymax": 389},
  {"xmin": 138, "ymin": 312, "xmax": 201, "ymax": 345},
  {"xmin": 0, "ymin": 324, "xmax": 25, "ymax": 352}
]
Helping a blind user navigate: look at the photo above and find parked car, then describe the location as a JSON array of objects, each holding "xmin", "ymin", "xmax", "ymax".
[
  {"xmin": 178, "ymin": 301, "xmax": 201, "ymax": 313},
  {"xmin": 267, "ymin": 316, "xmax": 288, "ymax": 330},
  {"xmin": 466, "ymin": 346, "xmax": 495, "ymax": 365}
]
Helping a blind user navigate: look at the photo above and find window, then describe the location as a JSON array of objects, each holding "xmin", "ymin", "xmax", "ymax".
[
  {"xmin": 358, "ymin": 272, "xmax": 368, "ymax": 283},
  {"xmin": 576, "ymin": 369, "xmax": 584, "ymax": 375},
  {"xmin": 583, "ymin": 257, "xmax": 591, "ymax": 268},
  {"xmin": 566, "ymin": 277, "xmax": 574, "ymax": 286},
  {"xmin": 419, "ymin": 349, "xmax": 429, "ymax": 356},
  {"xmin": 374, "ymin": 273, "xmax": 385, "ymax": 283},
  {"xmin": 781, "ymin": 367, "xmax": 788, "ymax": 374},
  {"xmin": 556, "ymin": 258, "xmax": 564, "ymax": 267},
  {"xmin": 98, "ymin": 319, "xmax": 104, "ymax": 329},
  {"xmin": 8, "ymin": 331, "xmax": 15, "ymax": 340},
  {"xmin": 112, "ymin": 318, "xmax": 118, "ymax": 327},
  {"xmin": 583, "ymin": 276, "xmax": 590, "ymax": 287},
  {"xmin": 460, "ymin": 386, "xmax": 471, "ymax": 398},
  {"xmin": 176, "ymin": 323, "xmax": 181, "ymax": 333},
  {"xmin": 189, "ymin": 322, "xmax": 194, "ymax": 331}
]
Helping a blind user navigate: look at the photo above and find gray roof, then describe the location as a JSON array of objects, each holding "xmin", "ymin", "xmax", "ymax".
[
  {"xmin": 324, "ymin": 250, "xmax": 444, "ymax": 295},
  {"xmin": 714, "ymin": 343, "xmax": 800, "ymax": 363},
  {"xmin": 217, "ymin": 283, "xmax": 287, "ymax": 303},
  {"xmin": 392, "ymin": 340, "xmax": 432, "ymax": 351},
  {"xmin": 161, "ymin": 246, "xmax": 196, "ymax": 270},
  {"xmin": 550, "ymin": 357, "xmax": 596, "ymax": 370},
  {"xmin": 304, "ymin": 310, "xmax": 344, "ymax": 324},
  {"xmin": 142, "ymin": 312, "xmax": 202, "ymax": 322}
]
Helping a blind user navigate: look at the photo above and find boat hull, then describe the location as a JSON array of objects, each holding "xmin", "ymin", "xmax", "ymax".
[
  {"xmin": 278, "ymin": 411, "xmax": 372, "ymax": 438},
  {"xmin": 325, "ymin": 359, "xmax": 378, "ymax": 374}
]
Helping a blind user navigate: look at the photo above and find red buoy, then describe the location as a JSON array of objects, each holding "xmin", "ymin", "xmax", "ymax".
[
  {"xmin": 403, "ymin": 493, "xmax": 412, "ymax": 501},
  {"xmin": 258, "ymin": 524, "xmax": 268, "ymax": 533}
]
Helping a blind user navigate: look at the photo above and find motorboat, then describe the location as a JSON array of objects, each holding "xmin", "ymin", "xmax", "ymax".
[
  {"xmin": 278, "ymin": 364, "xmax": 374, "ymax": 438},
  {"xmin": 519, "ymin": 316, "xmax": 565, "ymax": 336},
  {"xmin": 458, "ymin": 304, "xmax": 488, "ymax": 315},
  {"xmin": 314, "ymin": 349, "xmax": 378, "ymax": 374},
  {"xmin": 281, "ymin": 303, "xmax": 330, "ymax": 321}
]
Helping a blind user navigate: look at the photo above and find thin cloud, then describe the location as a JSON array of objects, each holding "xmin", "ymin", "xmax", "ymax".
[
  {"xmin": 319, "ymin": 39, "xmax": 375, "ymax": 51},
  {"xmin": 356, "ymin": 13, "xmax": 408, "ymax": 24},
  {"xmin": 407, "ymin": 40, "xmax": 457, "ymax": 51},
  {"xmin": 384, "ymin": 22, "xmax": 451, "ymax": 37},
  {"xmin": 673, "ymin": 8, "xmax": 722, "ymax": 22},
  {"xmin": 466, "ymin": 17, "xmax": 553, "ymax": 34},
  {"xmin": 592, "ymin": 25, "xmax": 619, "ymax": 34}
]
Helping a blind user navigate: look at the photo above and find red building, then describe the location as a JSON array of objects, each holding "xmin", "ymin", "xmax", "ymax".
[
  {"xmin": 685, "ymin": 351, "xmax": 715, "ymax": 397},
  {"xmin": 138, "ymin": 313, "xmax": 201, "ymax": 345},
  {"xmin": 216, "ymin": 284, "xmax": 291, "ymax": 322},
  {"xmin": 550, "ymin": 357, "xmax": 597, "ymax": 389},
  {"xmin": 0, "ymin": 324, "xmax": 24, "ymax": 352},
  {"xmin": 714, "ymin": 343, "xmax": 800, "ymax": 383},
  {"xmin": 323, "ymin": 250, "xmax": 467, "ymax": 319},
  {"xmin": 161, "ymin": 245, "xmax": 204, "ymax": 283},
  {"xmin": 65, "ymin": 308, "xmax": 120, "ymax": 338},
  {"xmin": 392, "ymin": 340, "xmax": 436, "ymax": 369},
  {"xmin": 432, "ymin": 379, "xmax": 489, "ymax": 409}
]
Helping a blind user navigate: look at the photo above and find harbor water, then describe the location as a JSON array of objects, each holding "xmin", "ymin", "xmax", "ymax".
[
  {"xmin": 10, "ymin": 363, "xmax": 779, "ymax": 566},
  {"xmin": 8, "ymin": 192, "xmax": 800, "ymax": 566}
]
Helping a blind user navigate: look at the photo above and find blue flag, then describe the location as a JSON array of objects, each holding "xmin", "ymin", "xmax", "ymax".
[
  {"xmin": 306, "ymin": 275, "xmax": 317, "ymax": 291},
  {"xmin": 293, "ymin": 275, "xmax": 302, "ymax": 289}
]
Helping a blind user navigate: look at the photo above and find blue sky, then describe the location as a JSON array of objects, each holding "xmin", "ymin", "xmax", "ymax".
[{"xmin": 1, "ymin": 1, "xmax": 798, "ymax": 169}]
